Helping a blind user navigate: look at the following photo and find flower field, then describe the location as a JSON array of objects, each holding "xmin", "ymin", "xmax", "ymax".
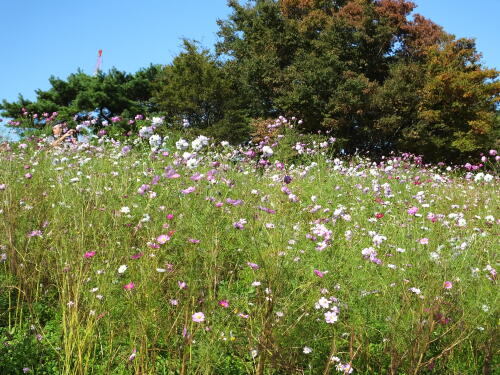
[{"xmin": 0, "ymin": 118, "xmax": 498, "ymax": 374}]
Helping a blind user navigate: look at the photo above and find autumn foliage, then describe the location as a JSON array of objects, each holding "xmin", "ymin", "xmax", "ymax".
[
  {"xmin": 217, "ymin": 0, "xmax": 499, "ymax": 162},
  {"xmin": 2, "ymin": 0, "xmax": 498, "ymax": 162}
]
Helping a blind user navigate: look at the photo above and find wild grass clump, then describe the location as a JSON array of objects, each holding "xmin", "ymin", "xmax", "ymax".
[{"xmin": 0, "ymin": 118, "xmax": 498, "ymax": 374}]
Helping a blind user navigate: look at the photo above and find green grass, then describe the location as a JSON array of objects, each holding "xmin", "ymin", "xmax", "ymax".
[{"xmin": 0, "ymin": 135, "xmax": 498, "ymax": 374}]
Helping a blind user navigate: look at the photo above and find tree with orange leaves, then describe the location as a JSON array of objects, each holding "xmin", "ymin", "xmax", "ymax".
[{"xmin": 217, "ymin": 0, "xmax": 498, "ymax": 161}]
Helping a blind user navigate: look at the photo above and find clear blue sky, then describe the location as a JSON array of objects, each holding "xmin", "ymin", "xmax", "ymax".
[{"xmin": 0, "ymin": 0, "xmax": 498, "ymax": 122}]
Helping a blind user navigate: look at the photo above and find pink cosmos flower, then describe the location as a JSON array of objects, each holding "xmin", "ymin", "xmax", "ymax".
[
  {"xmin": 27, "ymin": 230, "xmax": 42, "ymax": 237},
  {"xmin": 314, "ymin": 269, "xmax": 325, "ymax": 278},
  {"xmin": 128, "ymin": 348, "xmax": 137, "ymax": 361},
  {"xmin": 157, "ymin": 234, "xmax": 170, "ymax": 244},
  {"xmin": 130, "ymin": 253, "xmax": 143, "ymax": 259},
  {"xmin": 407, "ymin": 206, "xmax": 418, "ymax": 215},
  {"xmin": 419, "ymin": 238, "xmax": 429, "ymax": 245},
  {"xmin": 181, "ymin": 186, "xmax": 196, "ymax": 194},
  {"xmin": 247, "ymin": 262, "xmax": 260, "ymax": 270},
  {"xmin": 443, "ymin": 281, "xmax": 453, "ymax": 289},
  {"xmin": 84, "ymin": 251, "xmax": 96, "ymax": 258},
  {"xmin": 192, "ymin": 312, "xmax": 205, "ymax": 323},
  {"xmin": 166, "ymin": 213, "xmax": 174, "ymax": 220},
  {"xmin": 218, "ymin": 300, "xmax": 229, "ymax": 308},
  {"xmin": 123, "ymin": 282, "xmax": 135, "ymax": 291},
  {"xmin": 324, "ymin": 311, "xmax": 338, "ymax": 324},
  {"xmin": 165, "ymin": 167, "xmax": 180, "ymax": 179},
  {"xmin": 190, "ymin": 173, "xmax": 203, "ymax": 181},
  {"xmin": 233, "ymin": 218, "xmax": 247, "ymax": 230}
]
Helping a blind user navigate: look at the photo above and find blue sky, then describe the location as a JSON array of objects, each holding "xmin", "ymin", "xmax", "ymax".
[{"xmin": 0, "ymin": 0, "xmax": 498, "ymax": 139}]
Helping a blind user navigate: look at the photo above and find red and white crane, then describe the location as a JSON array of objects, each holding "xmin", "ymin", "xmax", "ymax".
[{"xmin": 94, "ymin": 49, "xmax": 103, "ymax": 75}]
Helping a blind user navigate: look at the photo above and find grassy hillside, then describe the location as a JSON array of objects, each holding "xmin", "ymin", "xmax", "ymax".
[{"xmin": 0, "ymin": 121, "xmax": 498, "ymax": 374}]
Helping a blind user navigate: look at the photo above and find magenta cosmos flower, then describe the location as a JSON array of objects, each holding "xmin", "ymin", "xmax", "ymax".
[
  {"xmin": 314, "ymin": 269, "xmax": 325, "ymax": 278},
  {"xmin": 84, "ymin": 251, "xmax": 96, "ymax": 258},
  {"xmin": 443, "ymin": 281, "xmax": 453, "ymax": 289},
  {"xmin": 123, "ymin": 282, "xmax": 135, "ymax": 291},
  {"xmin": 218, "ymin": 300, "xmax": 229, "ymax": 308}
]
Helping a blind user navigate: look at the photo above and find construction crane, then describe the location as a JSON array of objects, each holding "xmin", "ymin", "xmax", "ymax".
[{"xmin": 94, "ymin": 49, "xmax": 103, "ymax": 75}]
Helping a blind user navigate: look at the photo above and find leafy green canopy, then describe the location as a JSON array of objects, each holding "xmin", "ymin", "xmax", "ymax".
[
  {"xmin": 216, "ymin": 0, "xmax": 499, "ymax": 161},
  {"xmin": 152, "ymin": 40, "xmax": 250, "ymax": 143},
  {"xmin": 0, "ymin": 65, "xmax": 161, "ymax": 129}
]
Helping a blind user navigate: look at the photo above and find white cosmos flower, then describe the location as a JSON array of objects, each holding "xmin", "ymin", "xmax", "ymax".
[
  {"xmin": 176, "ymin": 138, "xmax": 189, "ymax": 151},
  {"xmin": 186, "ymin": 158, "xmax": 199, "ymax": 169},
  {"xmin": 261, "ymin": 146, "xmax": 273, "ymax": 158},
  {"xmin": 151, "ymin": 117, "xmax": 164, "ymax": 126}
]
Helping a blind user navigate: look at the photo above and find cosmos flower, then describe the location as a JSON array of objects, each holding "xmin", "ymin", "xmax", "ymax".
[
  {"xmin": 261, "ymin": 146, "xmax": 273, "ymax": 158},
  {"xmin": 407, "ymin": 206, "xmax": 418, "ymax": 215},
  {"xmin": 314, "ymin": 269, "xmax": 325, "ymax": 278},
  {"xmin": 218, "ymin": 300, "xmax": 229, "ymax": 308},
  {"xmin": 233, "ymin": 218, "xmax": 247, "ymax": 230},
  {"xmin": 128, "ymin": 348, "xmax": 137, "ymax": 361},
  {"xmin": 157, "ymin": 234, "xmax": 170, "ymax": 244},
  {"xmin": 192, "ymin": 312, "xmax": 205, "ymax": 323},
  {"xmin": 123, "ymin": 282, "xmax": 135, "ymax": 291},
  {"xmin": 27, "ymin": 230, "xmax": 42, "ymax": 237},
  {"xmin": 181, "ymin": 186, "xmax": 196, "ymax": 194},
  {"xmin": 324, "ymin": 311, "xmax": 338, "ymax": 324}
]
